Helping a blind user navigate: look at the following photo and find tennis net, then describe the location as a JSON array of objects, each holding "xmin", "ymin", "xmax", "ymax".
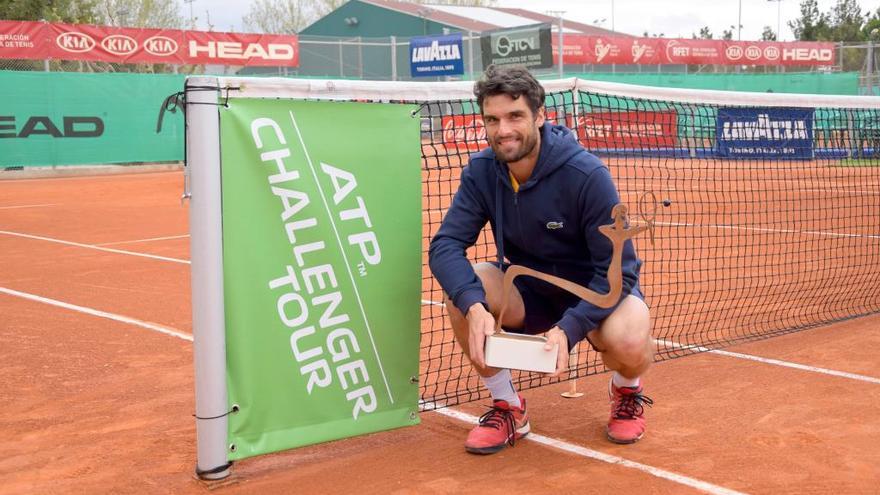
[{"xmin": 222, "ymin": 77, "xmax": 880, "ymax": 409}]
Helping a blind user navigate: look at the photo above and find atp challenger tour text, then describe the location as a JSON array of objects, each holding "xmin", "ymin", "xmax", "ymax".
[{"xmin": 250, "ymin": 117, "xmax": 381, "ymax": 420}]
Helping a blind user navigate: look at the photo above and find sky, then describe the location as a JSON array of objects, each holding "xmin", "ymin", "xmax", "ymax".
[{"xmin": 182, "ymin": 0, "xmax": 873, "ymax": 41}]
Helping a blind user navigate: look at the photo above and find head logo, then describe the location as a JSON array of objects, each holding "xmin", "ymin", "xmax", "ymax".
[
  {"xmin": 725, "ymin": 45, "xmax": 743, "ymax": 61},
  {"xmin": 144, "ymin": 36, "xmax": 177, "ymax": 56},
  {"xmin": 745, "ymin": 45, "xmax": 762, "ymax": 61},
  {"xmin": 763, "ymin": 45, "xmax": 780, "ymax": 61},
  {"xmin": 56, "ymin": 32, "xmax": 96, "ymax": 53},
  {"xmin": 101, "ymin": 35, "xmax": 137, "ymax": 56}
]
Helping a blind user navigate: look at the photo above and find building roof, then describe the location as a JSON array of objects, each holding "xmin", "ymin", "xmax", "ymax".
[{"xmin": 358, "ymin": 0, "xmax": 632, "ymax": 36}]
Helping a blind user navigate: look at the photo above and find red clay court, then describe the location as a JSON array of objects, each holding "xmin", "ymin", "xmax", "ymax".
[{"xmin": 1, "ymin": 168, "xmax": 878, "ymax": 494}]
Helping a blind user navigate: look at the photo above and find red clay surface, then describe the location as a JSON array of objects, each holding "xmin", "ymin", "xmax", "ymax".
[{"xmin": 1, "ymin": 170, "xmax": 879, "ymax": 494}]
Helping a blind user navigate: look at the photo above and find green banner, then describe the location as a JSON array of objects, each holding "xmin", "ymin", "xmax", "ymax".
[
  {"xmin": 219, "ymin": 99, "xmax": 422, "ymax": 460},
  {"xmin": 0, "ymin": 71, "xmax": 184, "ymax": 167}
]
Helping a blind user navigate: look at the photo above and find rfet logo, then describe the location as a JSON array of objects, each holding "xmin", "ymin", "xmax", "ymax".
[
  {"xmin": 665, "ymin": 40, "xmax": 690, "ymax": 62},
  {"xmin": 144, "ymin": 36, "xmax": 178, "ymax": 57},
  {"xmin": 56, "ymin": 32, "xmax": 96, "ymax": 53},
  {"xmin": 101, "ymin": 34, "xmax": 137, "ymax": 56},
  {"xmin": 726, "ymin": 45, "xmax": 743, "ymax": 61}
]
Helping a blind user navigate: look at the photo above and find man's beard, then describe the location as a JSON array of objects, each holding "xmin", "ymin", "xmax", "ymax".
[{"xmin": 489, "ymin": 125, "xmax": 539, "ymax": 163}]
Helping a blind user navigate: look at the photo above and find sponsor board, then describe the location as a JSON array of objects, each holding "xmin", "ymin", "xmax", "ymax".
[
  {"xmin": 481, "ymin": 23, "xmax": 552, "ymax": 69},
  {"xmin": 409, "ymin": 33, "xmax": 463, "ymax": 77},
  {"xmin": 219, "ymin": 99, "xmax": 421, "ymax": 459},
  {"xmin": 553, "ymin": 35, "xmax": 834, "ymax": 66},
  {"xmin": 0, "ymin": 20, "xmax": 298, "ymax": 66},
  {"xmin": 716, "ymin": 107, "xmax": 814, "ymax": 159},
  {"xmin": 568, "ymin": 111, "xmax": 678, "ymax": 149}
]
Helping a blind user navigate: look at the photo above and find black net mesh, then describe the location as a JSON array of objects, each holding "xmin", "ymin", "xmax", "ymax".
[{"xmin": 417, "ymin": 86, "xmax": 880, "ymax": 410}]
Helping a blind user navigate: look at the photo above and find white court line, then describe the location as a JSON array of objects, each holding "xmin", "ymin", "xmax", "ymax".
[
  {"xmin": 0, "ymin": 230, "xmax": 191, "ymax": 265},
  {"xmin": 657, "ymin": 339, "xmax": 880, "ymax": 385},
  {"xmin": 433, "ymin": 407, "xmax": 746, "ymax": 495},
  {"xmin": 2, "ymin": 284, "xmax": 742, "ymax": 495},
  {"xmin": 0, "ymin": 203, "xmax": 59, "ymax": 210},
  {"xmin": 0, "ymin": 170, "xmax": 181, "ymax": 184},
  {"xmin": 289, "ymin": 110, "xmax": 395, "ymax": 405},
  {"xmin": 0, "ymin": 286, "xmax": 193, "ymax": 342},
  {"xmin": 95, "ymin": 234, "xmax": 190, "ymax": 246},
  {"xmin": 420, "ymin": 299, "xmax": 880, "ymax": 384},
  {"xmin": 654, "ymin": 221, "xmax": 880, "ymax": 240}
]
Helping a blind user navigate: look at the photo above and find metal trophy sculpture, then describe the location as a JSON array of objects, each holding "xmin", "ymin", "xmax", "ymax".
[{"xmin": 484, "ymin": 192, "xmax": 660, "ymax": 387}]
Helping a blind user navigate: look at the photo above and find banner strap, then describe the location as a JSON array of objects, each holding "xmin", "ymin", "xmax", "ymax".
[{"xmin": 193, "ymin": 404, "xmax": 239, "ymax": 421}]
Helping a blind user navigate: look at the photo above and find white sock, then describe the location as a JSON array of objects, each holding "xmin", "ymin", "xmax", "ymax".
[
  {"xmin": 482, "ymin": 369, "xmax": 521, "ymax": 408},
  {"xmin": 612, "ymin": 372, "xmax": 640, "ymax": 389}
]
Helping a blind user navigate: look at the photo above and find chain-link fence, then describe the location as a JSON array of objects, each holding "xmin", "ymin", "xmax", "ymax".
[{"xmin": 1, "ymin": 34, "xmax": 877, "ymax": 93}]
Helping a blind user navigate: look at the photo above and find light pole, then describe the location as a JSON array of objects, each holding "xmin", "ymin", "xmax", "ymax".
[
  {"xmin": 547, "ymin": 10, "xmax": 566, "ymax": 78},
  {"xmin": 767, "ymin": 0, "xmax": 783, "ymax": 41},
  {"xmin": 737, "ymin": 0, "xmax": 742, "ymax": 40},
  {"xmin": 611, "ymin": 0, "xmax": 615, "ymax": 32},
  {"xmin": 184, "ymin": 0, "xmax": 196, "ymax": 29}
]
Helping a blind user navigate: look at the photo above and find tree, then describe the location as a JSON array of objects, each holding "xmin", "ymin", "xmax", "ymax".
[
  {"xmin": 864, "ymin": 7, "xmax": 880, "ymax": 40},
  {"xmin": 243, "ymin": 0, "xmax": 346, "ymax": 34},
  {"xmin": 0, "ymin": 0, "xmax": 100, "ymax": 23},
  {"xmin": 722, "ymin": 27, "xmax": 734, "ymax": 40},
  {"xmin": 693, "ymin": 26, "xmax": 713, "ymax": 39},
  {"xmin": 828, "ymin": 0, "xmax": 866, "ymax": 41},
  {"xmin": 94, "ymin": 0, "xmax": 185, "ymax": 29},
  {"xmin": 789, "ymin": 0, "xmax": 831, "ymax": 40},
  {"xmin": 761, "ymin": 26, "xmax": 777, "ymax": 41}
]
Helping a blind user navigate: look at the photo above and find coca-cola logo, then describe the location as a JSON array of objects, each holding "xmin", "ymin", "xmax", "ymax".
[
  {"xmin": 745, "ymin": 45, "xmax": 762, "ymax": 61},
  {"xmin": 101, "ymin": 34, "xmax": 137, "ymax": 56},
  {"xmin": 442, "ymin": 116, "xmax": 486, "ymax": 148},
  {"xmin": 763, "ymin": 45, "xmax": 780, "ymax": 61},
  {"xmin": 726, "ymin": 45, "xmax": 743, "ymax": 61},
  {"xmin": 144, "ymin": 35, "xmax": 177, "ymax": 56},
  {"xmin": 56, "ymin": 32, "xmax": 96, "ymax": 53}
]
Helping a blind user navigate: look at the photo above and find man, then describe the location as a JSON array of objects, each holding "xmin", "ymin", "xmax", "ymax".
[{"xmin": 428, "ymin": 65, "xmax": 653, "ymax": 455}]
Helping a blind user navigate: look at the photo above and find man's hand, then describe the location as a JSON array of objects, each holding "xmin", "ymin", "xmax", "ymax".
[
  {"xmin": 544, "ymin": 327, "xmax": 569, "ymax": 378},
  {"xmin": 466, "ymin": 303, "xmax": 496, "ymax": 369}
]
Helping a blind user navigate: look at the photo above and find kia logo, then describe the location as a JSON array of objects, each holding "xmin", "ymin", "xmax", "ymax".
[
  {"xmin": 101, "ymin": 34, "xmax": 137, "ymax": 56},
  {"xmin": 56, "ymin": 32, "xmax": 96, "ymax": 53},
  {"xmin": 763, "ymin": 46, "xmax": 780, "ymax": 60},
  {"xmin": 726, "ymin": 45, "xmax": 743, "ymax": 60},
  {"xmin": 144, "ymin": 36, "xmax": 178, "ymax": 56},
  {"xmin": 745, "ymin": 45, "xmax": 762, "ymax": 60}
]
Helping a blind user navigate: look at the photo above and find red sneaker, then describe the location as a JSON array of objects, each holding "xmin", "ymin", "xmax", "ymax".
[
  {"xmin": 607, "ymin": 382, "xmax": 653, "ymax": 444},
  {"xmin": 465, "ymin": 395, "xmax": 530, "ymax": 454}
]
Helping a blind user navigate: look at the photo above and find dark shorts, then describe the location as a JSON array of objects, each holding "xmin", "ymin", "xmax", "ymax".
[{"xmin": 492, "ymin": 262, "xmax": 644, "ymax": 350}]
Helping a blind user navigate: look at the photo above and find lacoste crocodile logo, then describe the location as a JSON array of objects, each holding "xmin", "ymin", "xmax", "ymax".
[{"xmin": 546, "ymin": 221, "xmax": 564, "ymax": 230}]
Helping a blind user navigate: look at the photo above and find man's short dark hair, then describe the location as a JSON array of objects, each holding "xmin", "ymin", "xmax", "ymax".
[{"xmin": 473, "ymin": 65, "xmax": 545, "ymax": 116}]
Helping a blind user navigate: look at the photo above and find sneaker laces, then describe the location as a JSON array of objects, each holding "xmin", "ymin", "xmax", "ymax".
[
  {"xmin": 613, "ymin": 390, "xmax": 654, "ymax": 420},
  {"xmin": 477, "ymin": 404, "xmax": 517, "ymax": 446}
]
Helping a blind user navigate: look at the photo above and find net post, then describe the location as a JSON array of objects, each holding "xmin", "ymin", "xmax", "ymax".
[
  {"xmin": 185, "ymin": 76, "xmax": 231, "ymax": 481},
  {"xmin": 390, "ymin": 36, "xmax": 397, "ymax": 81}
]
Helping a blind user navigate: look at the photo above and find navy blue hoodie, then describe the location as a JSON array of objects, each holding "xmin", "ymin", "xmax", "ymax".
[{"xmin": 428, "ymin": 122, "xmax": 643, "ymax": 349}]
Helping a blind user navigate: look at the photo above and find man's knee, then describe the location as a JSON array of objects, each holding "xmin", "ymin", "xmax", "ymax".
[{"xmin": 600, "ymin": 297, "xmax": 653, "ymax": 364}]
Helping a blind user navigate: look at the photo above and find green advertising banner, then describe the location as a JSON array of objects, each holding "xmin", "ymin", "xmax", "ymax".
[
  {"xmin": 0, "ymin": 71, "xmax": 184, "ymax": 167},
  {"xmin": 219, "ymin": 99, "xmax": 422, "ymax": 460}
]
